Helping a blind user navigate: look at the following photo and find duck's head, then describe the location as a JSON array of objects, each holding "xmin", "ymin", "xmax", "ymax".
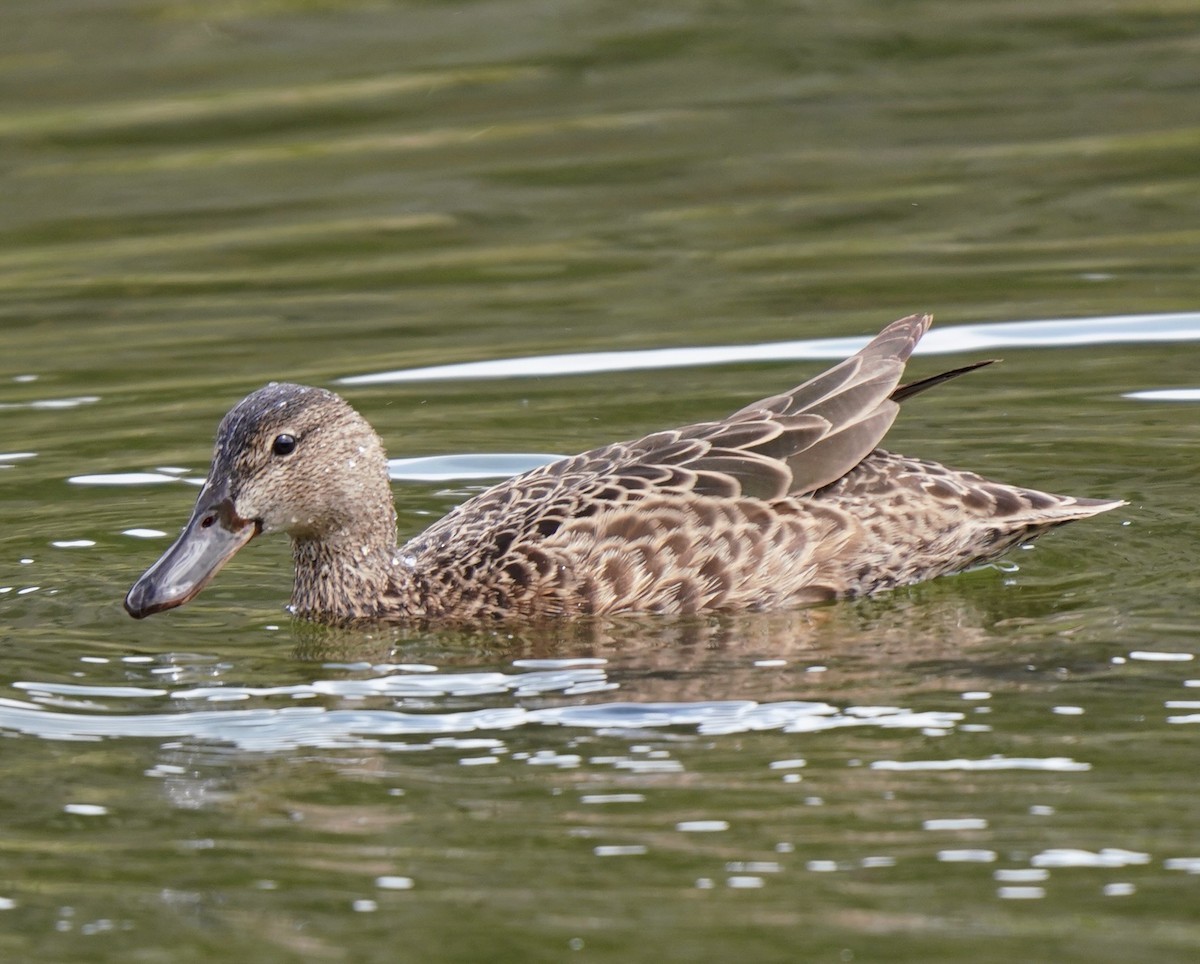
[{"xmin": 125, "ymin": 382, "xmax": 394, "ymax": 618}]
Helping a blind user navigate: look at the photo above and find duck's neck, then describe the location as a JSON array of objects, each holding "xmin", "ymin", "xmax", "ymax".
[{"xmin": 287, "ymin": 504, "xmax": 413, "ymax": 622}]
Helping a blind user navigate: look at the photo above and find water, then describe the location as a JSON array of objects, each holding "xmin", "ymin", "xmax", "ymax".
[{"xmin": 3, "ymin": 1, "xmax": 1200, "ymax": 961}]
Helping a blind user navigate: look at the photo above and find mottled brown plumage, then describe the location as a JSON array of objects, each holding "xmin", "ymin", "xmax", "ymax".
[{"xmin": 125, "ymin": 314, "xmax": 1124, "ymax": 624}]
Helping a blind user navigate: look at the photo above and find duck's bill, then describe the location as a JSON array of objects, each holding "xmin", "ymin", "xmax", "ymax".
[{"xmin": 124, "ymin": 494, "xmax": 258, "ymax": 619}]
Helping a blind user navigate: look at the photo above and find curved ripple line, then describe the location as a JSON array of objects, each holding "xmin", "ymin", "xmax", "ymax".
[
  {"xmin": 1125, "ymin": 389, "xmax": 1200, "ymax": 402},
  {"xmin": 337, "ymin": 313, "xmax": 1200, "ymax": 384},
  {"xmin": 387, "ymin": 453, "xmax": 563, "ymax": 481}
]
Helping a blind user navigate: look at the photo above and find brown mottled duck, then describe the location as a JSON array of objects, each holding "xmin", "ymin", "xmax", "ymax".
[{"xmin": 124, "ymin": 314, "xmax": 1124, "ymax": 623}]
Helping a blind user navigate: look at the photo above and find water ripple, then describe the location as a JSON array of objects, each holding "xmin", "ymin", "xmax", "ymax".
[
  {"xmin": 69, "ymin": 457, "xmax": 561, "ymax": 488},
  {"xmin": 338, "ymin": 313, "xmax": 1200, "ymax": 384},
  {"xmin": 0, "ymin": 395, "xmax": 100, "ymax": 410},
  {"xmin": 0, "ymin": 682, "xmax": 976, "ymax": 751},
  {"xmin": 1124, "ymin": 389, "xmax": 1200, "ymax": 402},
  {"xmin": 871, "ymin": 756, "xmax": 1091, "ymax": 772},
  {"xmin": 1030, "ymin": 848, "xmax": 1150, "ymax": 869},
  {"xmin": 387, "ymin": 453, "xmax": 562, "ymax": 481}
]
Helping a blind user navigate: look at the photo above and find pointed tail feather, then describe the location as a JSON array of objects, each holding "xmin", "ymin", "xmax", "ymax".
[
  {"xmin": 891, "ymin": 359, "xmax": 998, "ymax": 403},
  {"xmin": 1036, "ymin": 495, "xmax": 1128, "ymax": 521}
]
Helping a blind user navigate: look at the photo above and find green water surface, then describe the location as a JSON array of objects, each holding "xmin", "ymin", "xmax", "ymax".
[{"xmin": 2, "ymin": 2, "xmax": 1200, "ymax": 962}]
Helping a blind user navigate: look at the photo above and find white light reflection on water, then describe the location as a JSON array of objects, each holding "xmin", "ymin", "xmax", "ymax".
[
  {"xmin": 338, "ymin": 312, "xmax": 1200, "ymax": 384},
  {"xmin": 0, "ymin": 395, "xmax": 100, "ymax": 410},
  {"xmin": 937, "ymin": 850, "xmax": 997, "ymax": 863},
  {"xmin": 873, "ymin": 757, "xmax": 1091, "ymax": 772},
  {"xmin": 375, "ymin": 876, "xmax": 414, "ymax": 891},
  {"xmin": 69, "ymin": 458, "xmax": 562, "ymax": 488},
  {"xmin": 997, "ymin": 886, "xmax": 1045, "ymax": 900},
  {"xmin": 169, "ymin": 666, "xmax": 611, "ymax": 701},
  {"xmin": 594, "ymin": 845, "xmax": 648, "ymax": 857},
  {"xmin": 1, "ymin": 668, "xmax": 978, "ymax": 751},
  {"xmin": 923, "ymin": 818, "xmax": 988, "ymax": 831},
  {"xmin": 1030, "ymin": 848, "xmax": 1150, "ymax": 869},
  {"xmin": 0, "ymin": 452, "xmax": 36, "ymax": 468},
  {"xmin": 1125, "ymin": 389, "xmax": 1200, "ymax": 401},
  {"xmin": 994, "ymin": 868, "xmax": 1050, "ymax": 883},
  {"xmin": 68, "ymin": 472, "xmax": 190, "ymax": 486},
  {"xmin": 387, "ymin": 454, "xmax": 562, "ymax": 481}
]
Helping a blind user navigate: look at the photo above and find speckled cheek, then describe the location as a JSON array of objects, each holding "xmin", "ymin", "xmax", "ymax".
[
  {"xmin": 230, "ymin": 475, "xmax": 302, "ymax": 535},
  {"xmin": 230, "ymin": 491, "xmax": 280, "ymax": 533},
  {"xmin": 261, "ymin": 509, "xmax": 320, "ymax": 538}
]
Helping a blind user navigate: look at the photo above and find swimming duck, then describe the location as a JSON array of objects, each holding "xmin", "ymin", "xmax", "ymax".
[{"xmin": 125, "ymin": 314, "xmax": 1123, "ymax": 623}]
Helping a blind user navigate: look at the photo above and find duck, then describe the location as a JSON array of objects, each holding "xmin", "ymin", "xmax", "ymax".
[{"xmin": 124, "ymin": 314, "xmax": 1124, "ymax": 624}]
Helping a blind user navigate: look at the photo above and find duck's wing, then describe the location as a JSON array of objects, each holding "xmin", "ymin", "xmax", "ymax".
[
  {"xmin": 568, "ymin": 312, "xmax": 935, "ymax": 502},
  {"xmin": 402, "ymin": 314, "xmax": 983, "ymax": 612},
  {"xmin": 413, "ymin": 315, "xmax": 943, "ymax": 548}
]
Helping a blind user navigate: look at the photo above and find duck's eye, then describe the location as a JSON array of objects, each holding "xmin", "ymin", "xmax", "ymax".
[{"xmin": 271, "ymin": 434, "xmax": 297, "ymax": 457}]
